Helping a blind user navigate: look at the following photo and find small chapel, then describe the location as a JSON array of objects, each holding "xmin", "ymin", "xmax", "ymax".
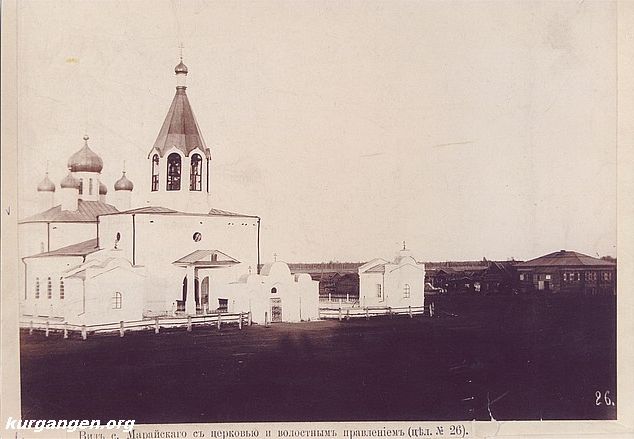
[{"xmin": 19, "ymin": 58, "xmax": 319, "ymax": 326}]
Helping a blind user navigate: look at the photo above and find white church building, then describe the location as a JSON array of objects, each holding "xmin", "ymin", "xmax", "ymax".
[{"xmin": 19, "ymin": 59, "xmax": 318, "ymax": 326}]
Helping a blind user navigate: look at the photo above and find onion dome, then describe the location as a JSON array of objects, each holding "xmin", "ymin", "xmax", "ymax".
[
  {"xmin": 67, "ymin": 135, "xmax": 103, "ymax": 173},
  {"xmin": 60, "ymin": 172, "xmax": 80, "ymax": 189},
  {"xmin": 114, "ymin": 171, "xmax": 134, "ymax": 191},
  {"xmin": 99, "ymin": 181, "xmax": 108, "ymax": 195},
  {"xmin": 37, "ymin": 173, "xmax": 56, "ymax": 192},
  {"xmin": 175, "ymin": 60, "xmax": 188, "ymax": 75}
]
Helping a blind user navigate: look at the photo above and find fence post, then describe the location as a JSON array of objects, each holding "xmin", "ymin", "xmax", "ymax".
[
  {"xmin": 29, "ymin": 320, "xmax": 33, "ymax": 335},
  {"xmin": 155, "ymin": 317, "xmax": 160, "ymax": 334},
  {"xmin": 365, "ymin": 307, "xmax": 369, "ymax": 320},
  {"xmin": 187, "ymin": 315, "xmax": 192, "ymax": 332},
  {"xmin": 45, "ymin": 319, "xmax": 50, "ymax": 337},
  {"xmin": 63, "ymin": 322, "xmax": 69, "ymax": 339},
  {"xmin": 429, "ymin": 304, "xmax": 433, "ymax": 317},
  {"xmin": 239, "ymin": 312, "xmax": 243, "ymax": 330},
  {"xmin": 388, "ymin": 307, "xmax": 392, "ymax": 318},
  {"xmin": 346, "ymin": 309, "xmax": 350, "ymax": 321},
  {"xmin": 338, "ymin": 307, "xmax": 342, "ymax": 321},
  {"xmin": 265, "ymin": 311, "xmax": 269, "ymax": 328},
  {"xmin": 81, "ymin": 325, "xmax": 87, "ymax": 340},
  {"xmin": 409, "ymin": 306, "xmax": 412, "ymax": 318},
  {"xmin": 432, "ymin": 302, "xmax": 435, "ymax": 316},
  {"xmin": 217, "ymin": 313, "xmax": 222, "ymax": 331},
  {"xmin": 328, "ymin": 293, "xmax": 331, "ymax": 302},
  {"xmin": 119, "ymin": 321, "xmax": 125, "ymax": 338},
  {"xmin": 346, "ymin": 293, "xmax": 350, "ymax": 303}
]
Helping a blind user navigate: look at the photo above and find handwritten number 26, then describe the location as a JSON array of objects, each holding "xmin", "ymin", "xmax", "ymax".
[{"xmin": 595, "ymin": 390, "xmax": 614, "ymax": 406}]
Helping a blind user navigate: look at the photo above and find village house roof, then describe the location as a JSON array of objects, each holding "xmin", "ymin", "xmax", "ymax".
[
  {"xmin": 19, "ymin": 200, "xmax": 119, "ymax": 224},
  {"xmin": 517, "ymin": 250, "xmax": 616, "ymax": 268},
  {"xmin": 24, "ymin": 238, "xmax": 99, "ymax": 259}
]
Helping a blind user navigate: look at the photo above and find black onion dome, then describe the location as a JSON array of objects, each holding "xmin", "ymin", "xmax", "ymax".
[
  {"xmin": 175, "ymin": 60, "xmax": 188, "ymax": 74},
  {"xmin": 67, "ymin": 135, "xmax": 103, "ymax": 173},
  {"xmin": 114, "ymin": 171, "xmax": 134, "ymax": 191},
  {"xmin": 60, "ymin": 173, "xmax": 80, "ymax": 189},
  {"xmin": 37, "ymin": 173, "xmax": 56, "ymax": 192}
]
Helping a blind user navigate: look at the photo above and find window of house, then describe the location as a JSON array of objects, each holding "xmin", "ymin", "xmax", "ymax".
[
  {"xmin": 271, "ymin": 287, "xmax": 277, "ymax": 294},
  {"xmin": 218, "ymin": 298, "xmax": 228, "ymax": 313},
  {"xmin": 403, "ymin": 284, "xmax": 411, "ymax": 298},
  {"xmin": 78, "ymin": 178, "xmax": 83, "ymax": 195},
  {"xmin": 376, "ymin": 284, "xmax": 382, "ymax": 299},
  {"xmin": 166, "ymin": 153, "xmax": 181, "ymax": 191},
  {"xmin": 151, "ymin": 154, "xmax": 160, "ymax": 191},
  {"xmin": 563, "ymin": 273, "xmax": 568, "ymax": 282},
  {"xmin": 190, "ymin": 154, "xmax": 202, "ymax": 191},
  {"xmin": 112, "ymin": 292, "xmax": 122, "ymax": 309},
  {"xmin": 59, "ymin": 278, "xmax": 65, "ymax": 299},
  {"xmin": 35, "ymin": 277, "xmax": 40, "ymax": 299},
  {"xmin": 603, "ymin": 272, "xmax": 612, "ymax": 281},
  {"xmin": 47, "ymin": 277, "xmax": 52, "ymax": 299},
  {"xmin": 545, "ymin": 274, "xmax": 551, "ymax": 280},
  {"xmin": 519, "ymin": 274, "xmax": 524, "ymax": 281},
  {"xmin": 89, "ymin": 178, "xmax": 93, "ymax": 195},
  {"xmin": 192, "ymin": 232, "xmax": 202, "ymax": 242}
]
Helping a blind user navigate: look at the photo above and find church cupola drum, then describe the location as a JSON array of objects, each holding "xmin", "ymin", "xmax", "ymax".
[{"xmin": 146, "ymin": 58, "xmax": 212, "ymax": 213}]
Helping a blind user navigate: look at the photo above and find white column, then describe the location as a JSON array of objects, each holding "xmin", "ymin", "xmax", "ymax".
[{"xmin": 185, "ymin": 266, "xmax": 196, "ymax": 315}]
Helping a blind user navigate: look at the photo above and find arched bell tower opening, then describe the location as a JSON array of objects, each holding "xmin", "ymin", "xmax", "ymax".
[{"xmin": 146, "ymin": 58, "xmax": 212, "ymax": 213}]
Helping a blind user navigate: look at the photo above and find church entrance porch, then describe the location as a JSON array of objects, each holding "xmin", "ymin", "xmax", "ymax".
[{"xmin": 172, "ymin": 249, "xmax": 241, "ymax": 316}]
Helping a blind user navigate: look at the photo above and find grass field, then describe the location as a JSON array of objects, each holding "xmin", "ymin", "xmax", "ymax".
[{"xmin": 19, "ymin": 294, "xmax": 616, "ymax": 422}]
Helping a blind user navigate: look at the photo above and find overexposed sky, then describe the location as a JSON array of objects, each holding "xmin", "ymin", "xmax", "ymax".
[{"xmin": 17, "ymin": 0, "xmax": 617, "ymax": 262}]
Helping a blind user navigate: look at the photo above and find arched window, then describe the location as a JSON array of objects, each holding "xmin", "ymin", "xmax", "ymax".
[
  {"xmin": 59, "ymin": 278, "xmax": 65, "ymax": 299},
  {"xmin": 151, "ymin": 154, "xmax": 160, "ymax": 191},
  {"xmin": 35, "ymin": 277, "xmax": 40, "ymax": 299},
  {"xmin": 89, "ymin": 178, "xmax": 93, "ymax": 195},
  {"xmin": 112, "ymin": 292, "xmax": 122, "ymax": 309},
  {"xmin": 47, "ymin": 277, "xmax": 52, "ymax": 299},
  {"xmin": 190, "ymin": 154, "xmax": 202, "ymax": 191},
  {"xmin": 166, "ymin": 153, "xmax": 181, "ymax": 191},
  {"xmin": 78, "ymin": 178, "xmax": 83, "ymax": 195},
  {"xmin": 403, "ymin": 284, "xmax": 411, "ymax": 298},
  {"xmin": 271, "ymin": 287, "xmax": 277, "ymax": 294}
]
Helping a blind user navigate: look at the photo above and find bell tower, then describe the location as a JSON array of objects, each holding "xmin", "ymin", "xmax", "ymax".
[{"xmin": 146, "ymin": 58, "xmax": 212, "ymax": 213}]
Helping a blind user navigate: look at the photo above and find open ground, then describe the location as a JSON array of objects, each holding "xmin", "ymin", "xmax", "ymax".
[{"xmin": 19, "ymin": 295, "xmax": 616, "ymax": 422}]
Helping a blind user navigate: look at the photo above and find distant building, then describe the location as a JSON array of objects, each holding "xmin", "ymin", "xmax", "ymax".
[
  {"xmin": 516, "ymin": 250, "xmax": 616, "ymax": 295},
  {"xmin": 358, "ymin": 246, "xmax": 425, "ymax": 309}
]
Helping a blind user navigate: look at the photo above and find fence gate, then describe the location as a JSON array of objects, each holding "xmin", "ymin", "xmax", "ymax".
[{"xmin": 270, "ymin": 298, "xmax": 282, "ymax": 323}]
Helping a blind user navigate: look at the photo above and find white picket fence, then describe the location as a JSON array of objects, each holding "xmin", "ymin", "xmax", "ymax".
[
  {"xmin": 20, "ymin": 312, "xmax": 252, "ymax": 340},
  {"xmin": 319, "ymin": 305, "xmax": 431, "ymax": 320}
]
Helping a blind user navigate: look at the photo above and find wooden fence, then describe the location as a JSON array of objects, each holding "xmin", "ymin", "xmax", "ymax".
[
  {"xmin": 20, "ymin": 312, "xmax": 252, "ymax": 340},
  {"xmin": 319, "ymin": 304, "xmax": 433, "ymax": 320}
]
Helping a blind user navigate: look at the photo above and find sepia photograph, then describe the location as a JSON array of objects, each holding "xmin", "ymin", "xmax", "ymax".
[{"xmin": 2, "ymin": 0, "xmax": 633, "ymax": 437}]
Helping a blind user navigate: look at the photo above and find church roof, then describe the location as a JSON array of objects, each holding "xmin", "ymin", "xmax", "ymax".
[
  {"xmin": 517, "ymin": 250, "xmax": 616, "ymax": 268},
  {"xmin": 102, "ymin": 206, "xmax": 258, "ymax": 218},
  {"xmin": 19, "ymin": 200, "xmax": 119, "ymax": 224},
  {"xmin": 149, "ymin": 87, "xmax": 210, "ymax": 159},
  {"xmin": 173, "ymin": 249, "xmax": 240, "ymax": 267},
  {"xmin": 24, "ymin": 238, "xmax": 99, "ymax": 259}
]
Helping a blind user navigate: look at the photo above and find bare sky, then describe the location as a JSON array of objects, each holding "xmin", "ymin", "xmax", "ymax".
[{"xmin": 17, "ymin": 0, "xmax": 617, "ymax": 263}]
